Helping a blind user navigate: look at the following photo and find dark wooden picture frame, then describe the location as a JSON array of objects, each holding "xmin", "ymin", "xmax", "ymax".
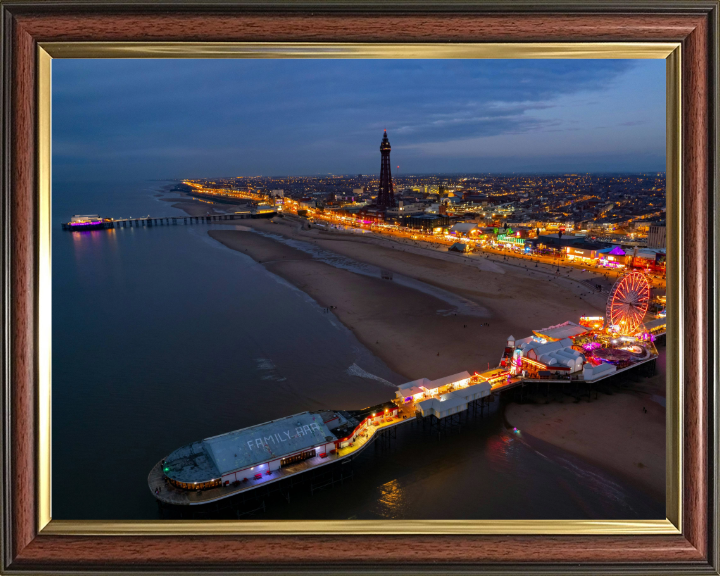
[{"xmin": 1, "ymin": 1, "xmax": 718, "ymax": 573}]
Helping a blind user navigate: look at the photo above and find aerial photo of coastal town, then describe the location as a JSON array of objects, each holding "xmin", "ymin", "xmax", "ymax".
[{"xmin": 53, "ymin": 58, "xmax": 667, "ymax": 521}]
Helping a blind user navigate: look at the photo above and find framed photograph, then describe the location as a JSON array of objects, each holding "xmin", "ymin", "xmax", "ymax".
[{"xmin": 1, "ymin": 1, "xmax": 717, "ymax": 574}]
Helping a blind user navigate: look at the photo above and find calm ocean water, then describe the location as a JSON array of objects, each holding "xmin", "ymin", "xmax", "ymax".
[{"xmin": 52, "ymin": 181, "xmax": 665, "ymax": 520}]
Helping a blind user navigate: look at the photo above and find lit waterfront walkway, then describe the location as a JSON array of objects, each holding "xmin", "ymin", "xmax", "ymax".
[{"xmin": 285, "ymin": 209, "xmax": 666, "ymax": 290}]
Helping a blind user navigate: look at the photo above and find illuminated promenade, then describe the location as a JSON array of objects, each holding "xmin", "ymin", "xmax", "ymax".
[
  {"xmin": 287, "ymin": 208, "xmax": 666, "ymax": 290},
  {"xmin": 175, "ymin": 180, "xmax": 665, "ymax": 291}
]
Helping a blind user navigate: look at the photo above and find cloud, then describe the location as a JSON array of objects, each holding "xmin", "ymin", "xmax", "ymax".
[{"xmin": 52, "ymin": 58, "xmax": 664, "ymax": 178}]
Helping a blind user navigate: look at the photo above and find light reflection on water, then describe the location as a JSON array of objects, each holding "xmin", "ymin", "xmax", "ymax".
[
  {"xmin": 372, "ymin": 479, "xmax": 405, "ymax": 519},
  {"xmin": 257, "ymin": 398, "xmax": 663, "ymax": 521}
]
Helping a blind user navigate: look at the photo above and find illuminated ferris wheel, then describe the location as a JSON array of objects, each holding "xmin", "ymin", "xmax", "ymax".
[{"xmin": 606, "ymin": 272, "xmax": 651, "ymax": 335}]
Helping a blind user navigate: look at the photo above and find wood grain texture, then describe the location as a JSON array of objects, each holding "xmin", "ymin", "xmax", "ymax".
[
  {"xmin": 9, "ymin": 15, "xmax": 36, "ymax": 563},
  {"xmin": 681, "ymin": 10, "xmax": 710, "ymax": 561},
  {"xmin": 10, "ymin": 534, "xmax": 707, "ymax": 568},
  {"xmin": 13, "ymin": 12, "xmax": 704, "ymax": 42},
  {"xmin": 2, "ymin": 4, "xmax": 717, "ymax": 573}
]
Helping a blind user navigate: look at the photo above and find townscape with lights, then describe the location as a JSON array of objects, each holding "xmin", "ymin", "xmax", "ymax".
[
  {"xmin": 149, "ymin": 130, "xmax": 667, "ymax": 507},
  {"xmin": 176, "ymin": 130, "xmax": 666, "ymax": 283}
]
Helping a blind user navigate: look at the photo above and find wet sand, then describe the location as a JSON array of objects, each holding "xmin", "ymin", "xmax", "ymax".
[
  {"xmin": 217, "ymin": 216, "xmax": 607, "ymax": 329},
  {"xmin": 505, "ymin": 372, "xmax": 665, "ymax": 501},
  {"xmin": 158, "ymin": 192, "xmax": 246, "ymax": 217},
  {"xmin": 208, "ymin": 216, "xmax": 607, "ymax": 380},
  {"xmin": 198, "ymin": 214, "xmax": 663, "ymax": 500},
  {"xmin": 210, "ymin": 228, "xmax": 496, "ymax": 380}
]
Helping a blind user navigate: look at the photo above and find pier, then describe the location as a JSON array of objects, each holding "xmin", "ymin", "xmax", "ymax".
[
  {"xmin": 149, "ymin": 352, "xmax": 656, "ymax": 510},
  {"xmin": 61, "ymin": 211, "xmax": 253, "ymax": 231},
  {"xmin": 149, "ymin": 406, "xmax": 417, "ymax": 507},
  {"xmin": 148, "ymin": 268, "xmax": 665, "ymax": 512}
]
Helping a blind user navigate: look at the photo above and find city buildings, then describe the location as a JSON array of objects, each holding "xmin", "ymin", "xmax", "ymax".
[
  {"xmin": 180, "ymin": 171, "xmax": 665, "ymax": 244},
  {"xmin": 178, "ymin": 136, "xmax": 665, "ymax": 273},
  {"xmin": 648, "ymin": 224, "xmax": 666, "ymax": 249}
]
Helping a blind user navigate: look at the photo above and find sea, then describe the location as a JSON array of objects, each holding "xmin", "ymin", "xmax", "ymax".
[{"xmin": 52, "ymin": 180, "xmax": 665, "ymax": 520}]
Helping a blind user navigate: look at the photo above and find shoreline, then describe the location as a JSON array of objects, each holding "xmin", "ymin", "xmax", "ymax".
[
  {"xmin": 157, "ymin": 192, "xmax": 239, "ymax": 217},
  {"xmin": 208, "ymin": 228, "xmax": 491, "ymax": 381},
  {"xmin": 504, "ymin": 346, "xmax": 667, "ymax": 501},
  {"xmin": 204, "ymin": 217, "xmax": 605, "ymax": 381},
  {"xmin": 162, "ymin": 196, "xmax": 665, "ymax": 501},
  {"xmin": 506, "ymin": 420, "xmax": 664, "ymax": 507},
  {"xmin": 503, "ymin": 363, "xmax": 666, "ymax": 503}
]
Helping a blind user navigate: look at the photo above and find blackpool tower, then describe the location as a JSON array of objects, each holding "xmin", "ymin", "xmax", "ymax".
[{"xmin": 376, "ymin": 130, "xmax": 396, "ymax": 208}]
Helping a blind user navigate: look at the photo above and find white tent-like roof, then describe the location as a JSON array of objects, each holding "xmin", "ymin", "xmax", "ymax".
[
  {"xmin": 533, "ymin": 321, "xmax": 587, "ymax": 341},
  {"xmin": 426, "ymin": 371, "xmax": 472, "ymax": 390},
  {"xmin": 523, "ymin": 338, "xmax": 574, "ymax": 358},
  {"xmin": 397, "ymin": 378, "xmax": 431, "ymax": 391}
]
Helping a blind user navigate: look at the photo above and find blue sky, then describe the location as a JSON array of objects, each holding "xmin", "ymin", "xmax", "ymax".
[{"xmin": 53, "ymin": 59, "xmax": 665, "ymax": 181}]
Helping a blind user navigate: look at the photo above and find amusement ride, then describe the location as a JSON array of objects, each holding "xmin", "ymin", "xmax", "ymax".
[{"xmin": 605, "ymin": 271, "xmax": 651, "ymax": 336}]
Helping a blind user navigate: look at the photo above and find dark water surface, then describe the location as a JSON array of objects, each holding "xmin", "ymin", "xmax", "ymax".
[{"xmin": 52, "ymin": 181, "xmax": 665, "ymax": 520}]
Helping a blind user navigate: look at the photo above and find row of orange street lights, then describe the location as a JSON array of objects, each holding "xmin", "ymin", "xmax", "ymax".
[{"xmin": 279, "ymin": 202, "xmax": 665, "ymax": 289}]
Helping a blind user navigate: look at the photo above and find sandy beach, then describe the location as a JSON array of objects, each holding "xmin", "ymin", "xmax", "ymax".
[
  {"xmin": 210, "ymin": 228, "xmax": 496, "ymax": 380},
  {"xmin": 158, "ymin": 194, "xmax": 243, "ymax": 217},
  {"xmin": 165, "ymin": 203, "xmax": 664, "ymax": 501},
  {"xmin": 208, "ymin": 216, "xmax": 607, "ymax": 380},
  {"xmin": 504, "ymin": 369, "xmax": 665, "ymax": 501}
]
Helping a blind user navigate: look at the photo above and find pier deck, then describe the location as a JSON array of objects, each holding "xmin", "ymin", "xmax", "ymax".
[
  {"xmin": 150, "ymin": 410, "xmax": 414, "ymax": 506},
  {"xmin": 150, "ymin": 353, "xmax": 656, "ymax": 507},
  {"xmin": 486, "ymin": 352, "xmax": 658, "ymax": 392},
  {"xmin": 62, "ymin": 212, "xmax": 255, "ymax": 231}
]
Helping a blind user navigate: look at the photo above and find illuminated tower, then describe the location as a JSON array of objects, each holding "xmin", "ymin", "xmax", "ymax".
[{"xmin": 377, "ymin": 130, "xmax": 396, "ymax": 208}]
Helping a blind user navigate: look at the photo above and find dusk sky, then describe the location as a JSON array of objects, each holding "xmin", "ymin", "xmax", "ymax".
[{"xmin": 53, "ymin": 59, "xmax": 665, "ymax": 182}]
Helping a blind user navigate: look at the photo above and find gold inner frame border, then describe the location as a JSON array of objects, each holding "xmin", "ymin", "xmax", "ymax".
[{"xmin": 36, "ymin": 41, "xmax": 682, "ymax": 536}]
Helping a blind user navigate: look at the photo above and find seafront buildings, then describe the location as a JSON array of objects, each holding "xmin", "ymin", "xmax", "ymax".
[
  {"xmin": 180, "ymin": 131, "xmax": 665, "ymax": 238},
  {"xmin": 176, "ymin": 131, "xmax": 666, "ymax": 276}
]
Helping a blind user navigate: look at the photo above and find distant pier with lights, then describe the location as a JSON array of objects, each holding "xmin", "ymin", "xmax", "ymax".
[{"xmin": 61, "ymin": 207, "xmax": 278, "ymax": 231}]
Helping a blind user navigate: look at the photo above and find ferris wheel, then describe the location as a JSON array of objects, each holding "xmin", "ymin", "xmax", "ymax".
[{"xmin": 606, "ymin": 272, "xmax": 651, "ymax": 335}]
